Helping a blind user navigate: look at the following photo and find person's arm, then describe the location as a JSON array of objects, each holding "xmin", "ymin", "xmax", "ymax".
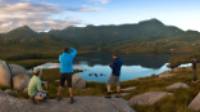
[
  {"xmin": 37, "ymin": 78, "xmax": 43, "ymax": 92},
  {"xmin": 59, "ymin": 55, "xmax": 62, "ymax": 62},
  {"xmin": 109, "ymin": 63, "xmax": 113, "ymax": 68},
  {"xmin": 110, "ymin": 60, "xmax": 117, "ymax": 69},
  {"xmin": 70, "ymin": 48, "xmax": 77, "ymax": 58}
]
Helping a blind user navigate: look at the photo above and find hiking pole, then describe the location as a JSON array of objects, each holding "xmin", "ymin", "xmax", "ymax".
[{"xmin": 5, "ymin": 62, "xmax": 14, "ymax": 89}]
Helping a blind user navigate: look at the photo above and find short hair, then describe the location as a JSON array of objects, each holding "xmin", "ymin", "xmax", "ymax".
[
  {"xmin": 64, "ymin": 47, "xmax": 70, "ymax": 53},
  {"xmin": 112, "ymin": 52, "xmax": 119, "ymax": 57},
  {"xmin": 33, "ymin": 70, "xmax": 40, "ymax": 76}
]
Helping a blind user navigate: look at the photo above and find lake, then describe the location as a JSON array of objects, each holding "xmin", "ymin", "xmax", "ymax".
[{"xmin": 34, "ymin": 54, "xmax": 180, "ymax": 83}]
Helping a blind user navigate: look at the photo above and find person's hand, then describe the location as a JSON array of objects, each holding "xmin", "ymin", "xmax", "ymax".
[{"xmin": 69, "ymin": 48, "xmax": 74, "ymax": 52}]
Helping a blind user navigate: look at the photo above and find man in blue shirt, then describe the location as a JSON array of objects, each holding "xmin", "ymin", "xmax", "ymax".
[
  {"xmin": 105, "ymin": 53, "xmax": 123, "ymax": 98},
  {"xmin": 57, "ymin": 47, "xmax": 77, "ymax": 104}
]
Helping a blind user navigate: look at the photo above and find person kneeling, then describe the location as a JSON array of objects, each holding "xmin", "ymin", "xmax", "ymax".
[{"xmin": 28, "ymin": 70, "xmax": 47, "ymax": 104}]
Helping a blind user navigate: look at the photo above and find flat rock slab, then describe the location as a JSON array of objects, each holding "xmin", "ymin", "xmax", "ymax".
[
  {"xmin": 129, "ymin": 91, "xmax": 172, "ymax": 106},
  {"xmin": 166, "ymin": 82, "xmax": 189, "ymax": 90},
  {"xmin": 188, "ymin": 92, "xmax": 200, "ymax": 111},
  {"xmin": 121, "ymin": 87, "xmax": 136, "ymax": 92},
  {"xmin": 0, "ymin": 92, "xmax": 135, "ymax": 112}
]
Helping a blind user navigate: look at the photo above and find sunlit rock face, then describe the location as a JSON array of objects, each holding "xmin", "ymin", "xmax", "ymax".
[{"xmin": 0, "ymin": 60, "xmax": 30, "ymax": 91}]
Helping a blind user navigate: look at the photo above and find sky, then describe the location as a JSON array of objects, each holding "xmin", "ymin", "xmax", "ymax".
[{"xmin": 0, "ymin": 0, "xmax": 200, "ymax": 32}]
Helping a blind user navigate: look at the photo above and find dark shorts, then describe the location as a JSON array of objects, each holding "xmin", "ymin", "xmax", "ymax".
[{"xmin": 60, "ymin": 73, "xmax": 73, "ymax": 88}]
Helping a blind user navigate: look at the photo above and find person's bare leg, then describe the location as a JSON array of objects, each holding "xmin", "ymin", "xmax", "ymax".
[
  {"xmin": 35, "ymin": 96, "xmax": 44, "ymax": 101},
  {"xmin": 68, "ymin": 87, "xmax": 73, "ymax": 97},
  {"xmin": 105, "ymin": 84, "xmax": 112, "ymax": 98},
  {"xmin": 117, "ymin": 85, "xmax": 120, "ymax": 93},
  {"xmin": 57, "ymin": 86, "xmax": 63, "ymax": 101},
  {"xmin": 107, "ymin": 84, "xmax": 112, "ymax": 93},
  {"xmin": 116, "ymin": 85, "xmax": 121, "ymax": 98},
  {"xmin": 34, "ymin": 96, "xmax": 44, "ymax": 104},
  {"xmin": 68, "ymin": 87, "xmax": 74, "ymax": 104}
]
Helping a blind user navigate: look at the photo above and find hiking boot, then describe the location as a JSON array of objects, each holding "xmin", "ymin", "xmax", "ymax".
[
  {"xmin": 105, "ymin": 92, "xmax": 112, "ymax": 99},
  {"xmin": 43, "ymin": 97, "xmax": 48, "ymax": 103},
  {"xmin": 57, "ymin": 96, "xmax": 62, "ymax": 102},
  {"xmin": 31, "ymin": 98, "xmax": 37, "ymax": 104},
  {"xmin": 115, "ymin": 93, "xmax": 122, "ymax": 98},
  {"xmin": 69, "ymin": 97, "xmax": 75, "ymax": 104}
]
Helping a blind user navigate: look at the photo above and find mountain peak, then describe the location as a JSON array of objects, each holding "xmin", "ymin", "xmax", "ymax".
[
  {"xmin": 9, "ymin": 25, "xmax": 35, "ymax": 33},
  {"xmin": 138, "ymin": 18, "xmax": 164, "ymax": 26}
]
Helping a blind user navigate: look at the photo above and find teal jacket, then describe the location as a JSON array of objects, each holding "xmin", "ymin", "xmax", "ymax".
[{"xmin": 59, "ymin": 48, "xmax": 77, "ymax": 74}]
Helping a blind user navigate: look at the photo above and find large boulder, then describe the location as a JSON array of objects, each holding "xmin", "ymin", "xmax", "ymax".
[
  {"xmin": 0, "ymin": 91, "xmax": 135, "ymax": 112},
  {"xmin": 13, "ymin": 74, "xmax": 30, "ymax": 91},
  {"xmin": 188, "ymin": 92, "xmax": 200, "ymax": 111},
  {"xmin": 129, "ymin": 91, "xmax": 172, "ymax": 106},
  {"xmin": 10, "ymin": 64, "xmax": 30, "ymax": 91},
  {"xmin": 0, "ymin": 61, "xmax": 30, "ymax": 91},
  {"xmin": 72, "ymin": 73, "xmax": 86, "ymax": 89},
  {"xmin": 166, "ymin": 82, "xmax": 189, "ymax": 90}
]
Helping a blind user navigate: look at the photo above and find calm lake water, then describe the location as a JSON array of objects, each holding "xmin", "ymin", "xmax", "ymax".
[
  {"xmin": 34, "ymin": 54, "xmax": 180, "ymax": 83},
  {"xmin": 75, "ymin": 63, "xmax": 171, "ymax": 83}
]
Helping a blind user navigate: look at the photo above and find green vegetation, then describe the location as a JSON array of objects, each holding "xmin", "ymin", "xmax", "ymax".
[{"xmin": 122, "ymin": 67, "xmax": 200, "ymax": 112}]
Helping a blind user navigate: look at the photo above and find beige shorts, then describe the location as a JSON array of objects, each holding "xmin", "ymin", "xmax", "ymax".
[{"xmin": 108, "ymin": 75, "xmax": 120, "ymax": 86}]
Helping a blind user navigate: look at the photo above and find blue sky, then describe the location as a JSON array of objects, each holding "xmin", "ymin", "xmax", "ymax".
[{"xmin": 0, "ymin": 0, "xmax": 200, "ymax": 32}]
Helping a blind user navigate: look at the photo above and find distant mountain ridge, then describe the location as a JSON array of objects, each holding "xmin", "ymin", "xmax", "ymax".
[{"xmin": 1, "ymin": 18, "xmax": 200, "ymax": 55}]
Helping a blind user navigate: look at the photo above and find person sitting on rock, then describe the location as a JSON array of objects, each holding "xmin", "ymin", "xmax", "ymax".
[
  {"xmin": 57, "ymin": 47, "xmax": 77, "ymax": 104},
  {"xmin": 105, "ymin": 53, "xmax": 123, "ymax": 98},
  {"xmin": 28, "ymin": 70, "xmax": 47, "ymax": 104}
]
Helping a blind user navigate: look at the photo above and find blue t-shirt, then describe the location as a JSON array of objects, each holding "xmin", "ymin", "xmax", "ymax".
[{"xmin": 59, "ymin": 48, "xmax": 77, "ymax": 74}]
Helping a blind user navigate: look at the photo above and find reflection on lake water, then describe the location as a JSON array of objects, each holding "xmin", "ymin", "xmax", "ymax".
[
  {"xmin": 77, "ymin": 53, "xmax": 170, "ymax": 68},
  {"xmin": 76, "ymin": 63, "xmax": 171, "ymax": 83}
]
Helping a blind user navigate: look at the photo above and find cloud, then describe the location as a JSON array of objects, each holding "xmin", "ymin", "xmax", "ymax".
[
  {"xmin": 89, "ymin": 0, "xmax": 111, "ymax": 4},
  {"xmin": 0, "ymin": 2, "xmax": 80, "ymax": 32},
  {"xmin": 66, "ymin": 6, "xmax": 101, "ymax": 12},
  {"xmin": 0, "ymin": 0, "xmax": 29, "ymax": 4}
]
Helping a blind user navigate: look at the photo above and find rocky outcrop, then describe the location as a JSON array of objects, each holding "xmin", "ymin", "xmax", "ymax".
[
  {"xmin": 13, "ymin": 74, "xmax": 30, "ymax": 91},
  {"xmin": 0, "ymin": 60, "xmax": 30, "ymax": 91},
  {"xmin": 121, "ymin": 87, "xmax": 136, "ymax": 92},
  {"xmin": 188, "ymin": 92, "xmax": 200, "ymax": 111},
  {"xmin": 0, "ymin": 91, "xmax": 135, "ymax": 112},
  {"xmin": 166, "ymin": 82, "xmax": 189, "ymax": 90},
  {"xmin": 129, "ymin": 91, "xmax": 172, "ymax": 106}
]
